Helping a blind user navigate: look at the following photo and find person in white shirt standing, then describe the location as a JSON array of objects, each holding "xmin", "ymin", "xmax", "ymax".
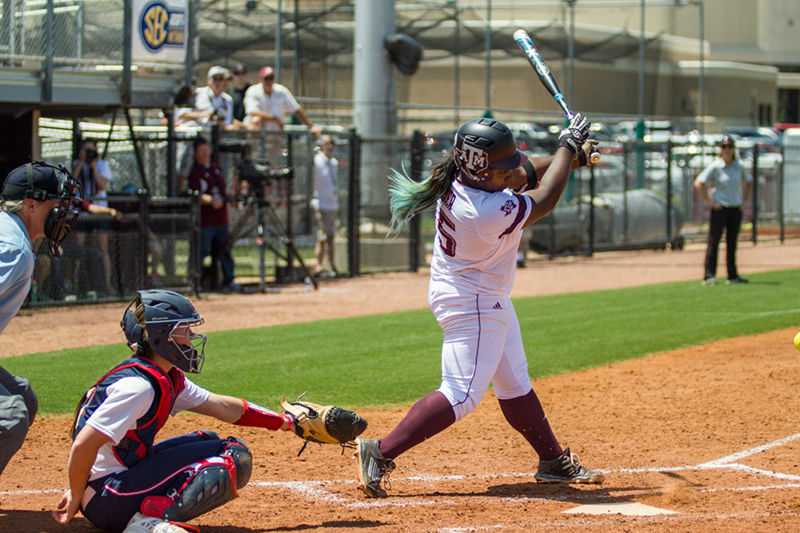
[
  {"xmin": 244, "ymin": 65, "xmax": 321, "ymax": 166},
  {"xmin": 311, "ymin": 135, "xmax": 339, "ymax": 276},
  {"xmin": 354, "ymin": 115, "xmax": 605, "ymax": 498},
  {"xmin": 693, "ymin": 134, "xmax": 753, "ymax": 285}
]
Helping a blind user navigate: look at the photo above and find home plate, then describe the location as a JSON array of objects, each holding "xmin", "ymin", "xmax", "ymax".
[{"xmin": 564, "ymin": 502, "xmax": 677, "ymax": 516}]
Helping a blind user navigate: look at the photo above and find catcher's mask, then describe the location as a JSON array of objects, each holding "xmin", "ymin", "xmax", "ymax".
[
  {"xmin": 1, "ymin": 161, "xmax": 81, "ymax": 258},
  {"xmin": 453, "ymin": 118, "xmax": 525, "ymax": 182},
  {"xmin": 121, "ymin": 289, "xmax": 207, "ymax": 373}
]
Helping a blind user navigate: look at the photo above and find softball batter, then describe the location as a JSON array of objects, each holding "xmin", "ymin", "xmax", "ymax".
[{"xmin": 357, "ymin": 115, "xmax": 604, "ymax": 497}]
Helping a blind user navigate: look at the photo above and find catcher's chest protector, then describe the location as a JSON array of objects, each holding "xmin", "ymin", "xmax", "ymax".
[{"xmin": 74, "ymin": 357, "xmax": 185, "ymax": 467}]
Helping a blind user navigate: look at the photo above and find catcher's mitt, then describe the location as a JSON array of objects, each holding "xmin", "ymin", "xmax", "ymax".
[{"xmin": 281, "ymin": 394, "xmax": 367, "ymax": 455}]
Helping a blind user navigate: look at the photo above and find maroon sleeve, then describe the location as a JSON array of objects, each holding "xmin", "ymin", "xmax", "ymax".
[{"xmin": 186, "ymin": 164, "xmax": 200, "ymax": 192}]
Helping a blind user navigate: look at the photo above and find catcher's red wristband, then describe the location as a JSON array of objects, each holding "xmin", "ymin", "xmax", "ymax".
[{"xmin": 235, "ymin": 399, "xmax": 290, "ymax": 431}]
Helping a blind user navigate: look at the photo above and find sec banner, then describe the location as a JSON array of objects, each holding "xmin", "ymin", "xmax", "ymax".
[{"xmin": 132, "ymin": 0, "xmax": 187, "ymax": 64}]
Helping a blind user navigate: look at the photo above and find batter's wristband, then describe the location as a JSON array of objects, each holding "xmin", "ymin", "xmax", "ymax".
[
  {"xmin": 522, "ymin": 159, "xmax": 538, "ymax": 191},
  {"xmin": 577, "ymin": 149, "xmax": 588, "ymax": 167}
]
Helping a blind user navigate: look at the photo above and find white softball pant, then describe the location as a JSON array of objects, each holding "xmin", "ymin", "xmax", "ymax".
[{"xmin": 430, "ymin": 291, "xmax": 533, "ymax": 421}]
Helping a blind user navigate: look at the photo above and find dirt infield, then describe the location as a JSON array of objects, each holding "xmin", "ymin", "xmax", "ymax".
[{"xmin": 1, "ymin": 241, "xmax": 799, "ymax": 531}]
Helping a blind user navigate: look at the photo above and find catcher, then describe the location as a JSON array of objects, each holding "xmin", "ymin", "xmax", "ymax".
[{"xmin": 52, "ymin": 289, "xmax": 366, "ymax": 533}]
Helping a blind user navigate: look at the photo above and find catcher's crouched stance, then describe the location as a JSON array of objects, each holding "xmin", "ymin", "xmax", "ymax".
[{"xmin": 52, "ymin": 290, "xmax": 367, "ymax": 533}]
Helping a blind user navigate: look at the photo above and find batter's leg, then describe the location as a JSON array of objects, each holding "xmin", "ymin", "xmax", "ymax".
[
  {"xmin": 379, "ymin": 391, "xmax": 455, "ymax": 460},
  {"xmin": 491, "ymin": 302, "xmax": 563, "ymax": 460},
  {"xmin": 498, "ymin": 390, "xmax": 563, "ymax": 460}
]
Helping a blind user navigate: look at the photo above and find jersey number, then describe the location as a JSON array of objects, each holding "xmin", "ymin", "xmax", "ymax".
[{"xmin": 437, "ymin": 211, "xmax": 456, "ymax": 256}]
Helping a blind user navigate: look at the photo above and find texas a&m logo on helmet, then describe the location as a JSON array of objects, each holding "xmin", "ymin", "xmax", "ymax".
[{"xmin": 454, "ymin": 133, "xmax": 489, "ymax": 176}]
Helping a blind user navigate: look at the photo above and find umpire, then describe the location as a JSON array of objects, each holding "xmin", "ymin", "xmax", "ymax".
[{"xmin": 0, "ymin": 162, "xmax": 79, "ymax": 477}]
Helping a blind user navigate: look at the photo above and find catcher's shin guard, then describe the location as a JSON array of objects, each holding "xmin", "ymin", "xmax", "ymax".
[{"xmin": 143, "ymin": 451, "xmax": 248, "ymax": 523}]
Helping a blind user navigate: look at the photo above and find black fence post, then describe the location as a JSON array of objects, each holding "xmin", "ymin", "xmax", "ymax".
[
  {"xmin": 347, "ymin": 128, "xmax": 361, "ymax": 277},
  {"xmin": 166, "ymin": 108, "xmax": 176, "ymax": 198},
  {"xmin": 210, "ymin": 122, "xmax": 221, "ymax": 164},
  {"xmin": 586, "ymin": 162, "xmax": 595, "ymax": 257},
  {"xmin": 137, "ymin": 190, "xmax": 150, "ymax": 291},
  {"xmin": 286, "ymin": 132, "xmax": 295, "ymax": 272},
  {"xmin": 666, "ymin": 139, "xmax": 673, "ymax": 247},
  {"xmin": 780, "ymin": 144, "xmax": 785, "ymax": 243},
  {"xmin": 190, "ymin": 190, "xmax": 202, "ymax": 296},
  {"xmin": 408, "ymin": 130, "xmax": 425, "ymax": 272},
  {"xmin": 752, "ymin": 143, "xmax": 759, "ymax": 244},
  {"xmin": 623, "ymin": 141, "xmax": 630, "ymax": 242}
]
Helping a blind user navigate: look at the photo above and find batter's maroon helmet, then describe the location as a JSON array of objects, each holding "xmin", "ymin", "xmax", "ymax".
[{"xmin": 453, "ymin": 118, "xmax": 525, "ymax": 182}]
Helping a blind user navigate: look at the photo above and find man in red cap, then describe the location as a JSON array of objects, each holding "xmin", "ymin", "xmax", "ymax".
[{"xmin": 243, "ymin": 65, "xmax": 321, "ymax": 164}]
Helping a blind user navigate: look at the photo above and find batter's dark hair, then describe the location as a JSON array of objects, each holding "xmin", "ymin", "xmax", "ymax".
[{"xmin": 388, "ymin": 155, "xmax": 458, "ymax": 234}]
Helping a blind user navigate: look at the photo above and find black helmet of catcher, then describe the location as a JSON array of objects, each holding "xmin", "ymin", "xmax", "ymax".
[
  {"xmin": 453, "ymin": 118, "xmax": 525, "ymax": 182},
  {"xmin": 121, "ymin": 289, "xmax": 207, "ymax": 373}
]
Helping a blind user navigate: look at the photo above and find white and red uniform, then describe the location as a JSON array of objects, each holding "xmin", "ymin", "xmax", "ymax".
[{"xmin": 429, "ymin": 178, "xmax": 533, "ymax": 420}]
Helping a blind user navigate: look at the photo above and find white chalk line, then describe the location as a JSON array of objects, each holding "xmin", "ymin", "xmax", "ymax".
[
  {"xmin": 5, "ymin": 431, "xmax": 800, "ymax": 520},
  {"xmin": 616, "ymin": 431, "xmax": 800, "ymax": 482}
]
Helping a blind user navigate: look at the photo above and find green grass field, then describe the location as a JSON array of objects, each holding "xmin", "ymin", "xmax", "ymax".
[{"xmin": 5, "ymin": 269, "xmax": 799, "ymax": 415}]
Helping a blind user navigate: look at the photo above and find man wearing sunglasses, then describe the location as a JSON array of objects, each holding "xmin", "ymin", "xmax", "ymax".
[
  {"xmin": 228, "ymin": 63, "xmax": 250, "ymax": 123},
  {"xmin": 187, "ymin": 66, "xmax": 242, "ymax": 131},
  {"xmin": 243, "ymin": 65, "xmax": 322, "ymax": 164},
  {"xmin": 694, "ymin": 135, "xmax": 753, "ymax": 285}
]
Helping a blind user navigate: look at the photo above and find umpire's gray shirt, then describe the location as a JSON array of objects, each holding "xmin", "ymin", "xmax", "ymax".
[{"xmin": 695, "ymin": 158, "xmax": 751, "ymax": 208}]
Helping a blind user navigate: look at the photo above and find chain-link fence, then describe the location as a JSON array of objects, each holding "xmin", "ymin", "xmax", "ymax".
[
  {"xmin": 0, "ymin": 0, "xmax": 183, "ymax": 70},
  {"xmin": 24, "ymin": 115, "xmax": 799, "ymax": 309}
]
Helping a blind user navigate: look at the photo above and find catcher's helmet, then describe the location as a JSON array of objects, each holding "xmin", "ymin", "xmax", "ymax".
[
  {"xmin": 121, "ymin": 290, "xmax": 207, "ymax": 373},
  {"xmin": 453, "ymin": 118, "xmax": 524, "ymax": 181}
]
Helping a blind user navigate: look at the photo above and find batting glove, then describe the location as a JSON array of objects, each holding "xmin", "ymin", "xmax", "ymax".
[{"xmin": 558, "ymin": 113, "xmax": 591, "ymax": 154}]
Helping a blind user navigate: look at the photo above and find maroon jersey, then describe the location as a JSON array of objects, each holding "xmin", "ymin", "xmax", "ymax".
[{"xmin": 188, "ymin": 162, "xmax": 229, "ymax": 227}]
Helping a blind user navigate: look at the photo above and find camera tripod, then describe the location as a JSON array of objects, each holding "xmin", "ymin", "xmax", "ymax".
[{"xmin": 227, "ymin": 191, "xmax": 318, "ymax": 291}]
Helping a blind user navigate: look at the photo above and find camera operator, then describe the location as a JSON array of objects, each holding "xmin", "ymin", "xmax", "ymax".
[
  {"xmin": 71, "ymin": 138, "xmax": 114, "ymax": 295},
  {"xmin": 72, "ymin": 139, "xmax": 110, "ymax": 204}
]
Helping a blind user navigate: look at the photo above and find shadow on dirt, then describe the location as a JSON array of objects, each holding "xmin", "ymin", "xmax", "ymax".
[{"xmin": 0, "ymin": 510, "xmax": 95, "ymax": 531}]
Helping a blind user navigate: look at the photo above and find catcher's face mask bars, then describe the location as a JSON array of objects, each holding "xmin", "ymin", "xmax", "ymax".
[{"xmin": 169, "ymin": 320, "xmax": 207, "ymax": 374}]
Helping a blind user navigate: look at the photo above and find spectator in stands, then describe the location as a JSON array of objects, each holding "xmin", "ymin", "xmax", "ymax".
[
  {"xmin": 244, "ymin": 65, "xmax": 321, "ymax": 165},
  {"xmin": 228, "ymin": 63, "xmax": 250, "ymax": 123},
  {"xmin": 181, "ymin": 66, "xmax": 243, "ymax": 132},
  {"xmin": 186, "ymin": 136, "xmax": 241, "ymax": 293},
  {"xmin": 72, "ymin": 139, "xmax": 114, "ymax": 295}
]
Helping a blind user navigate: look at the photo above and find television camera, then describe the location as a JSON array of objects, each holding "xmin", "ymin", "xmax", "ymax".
[
  {"xmin": 217, "ymin": 139, "xmax": 317, "ymax": 289},
  {"xmin": 237, "ymin": 158, "xmax": 293, "ymax": 191},
  {"xmin": 218, "ymin": 140, "xmax": 292, "ymax": 198}
]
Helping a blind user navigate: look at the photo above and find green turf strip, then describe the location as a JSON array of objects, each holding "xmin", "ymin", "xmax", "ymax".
[{"xmin": 5, "ymin": 269, "xmax": 799, "ymax": 414}]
